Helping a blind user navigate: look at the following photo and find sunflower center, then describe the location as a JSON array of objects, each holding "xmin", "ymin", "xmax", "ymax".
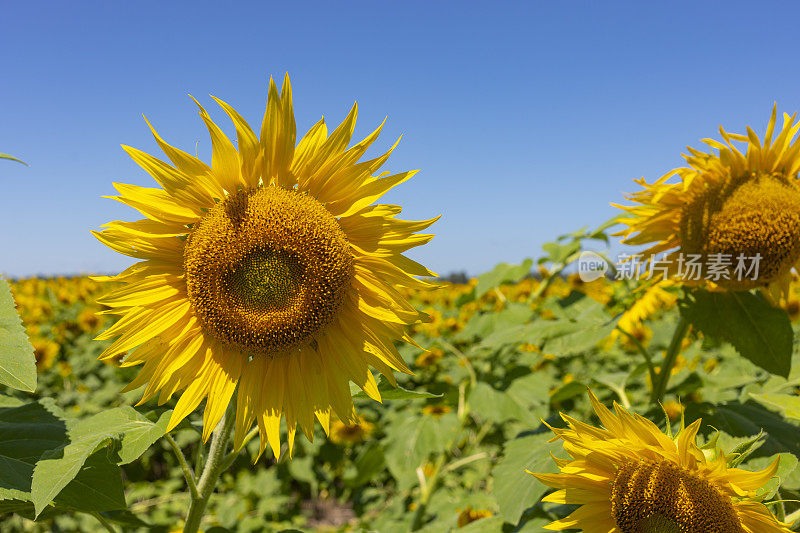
[
  {"xmin": 611, "ymin": 459, "xmax": 743, "ymax": 533},
  {"xmin": 227, "ymin": 250, "xmax": 303, "ymax": 311},
  {"xmin": 680, "ymin": 174, "xmax": 800, "ymax": 289},
  {"xmin": 184, "ymin": 186, "xmax": 354, "ymax": 355}
]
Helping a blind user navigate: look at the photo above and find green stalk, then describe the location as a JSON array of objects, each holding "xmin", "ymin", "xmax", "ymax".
[
  {"xmin": 651, "ymin": 317, "xmax": 690, "ymax": 404},
  {"xmin": 89, "ymin": 511, "xmax": 117, "ymax": 533},
  {"xmin": 182, "ymin": 407, "xmax": 236, "ymax": 533},
  {"xmin": 166, "ymin": 433, "xmax": 199, "ymax": 500}
]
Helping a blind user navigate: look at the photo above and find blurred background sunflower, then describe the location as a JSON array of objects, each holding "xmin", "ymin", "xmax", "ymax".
[{"xmin": 93, "ymin": 74, "xmax": 438, "ymax": 458}]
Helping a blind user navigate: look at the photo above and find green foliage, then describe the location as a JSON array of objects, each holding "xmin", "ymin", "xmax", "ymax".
[
  {"xmin": 5, "ymin": 234, "xmax": 800, "ymax": 532},
  {"xmin": 0, "ymin": 399, "xmax": 163, "ymax": 522},
  {"xmin": 0, "ymin": 279, "xmax": 36, "ymax": 392},
  {"xmin": 491, "ymin": 432, "xmax": 561, "ymax": 524},
  {"xmin": 473, "ymin": 258, "xmax": 533, "ymax": 299},
  {"xmin": 31, "ymin": 406, "xmax": 169, "ymax": 516},
  {"xmin": 679, "ymin": 289, "xmax": 792, "ymax": 377}
]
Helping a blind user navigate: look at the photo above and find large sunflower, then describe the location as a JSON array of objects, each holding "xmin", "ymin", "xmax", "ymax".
[
  {"xmin": 529, "ymin": 391, "xmax": 789, "ymax": 532},
  {"xmin": 615, "ymin": 107, "xmax": 800, "ymax": 299},
  {"xmin": 93, "ymin": 74, "xmax": 437, "ymax": 458}
]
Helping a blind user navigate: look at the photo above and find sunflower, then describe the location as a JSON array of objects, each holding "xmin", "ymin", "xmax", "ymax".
[
  {"xmin": 616, "ymin": 107, "xmax": 800, "ymax": 299},
  {"xmin": 329, "ymin": 415, "xmax": 374, "ymax": 445},
  {"xmin": 31, "ymin": 338, "xmax": 59, "ymax": 372},
  {"xmin": 528, "ymin": 391, "xmax": 789, "ymax": 532},
  {"xmin": 456, "ymin": 506, "xmax": 493, "ymax": 528},
  {"xmin": 93, "ymin": 74, "xmax": 437, "ymax": 458}
]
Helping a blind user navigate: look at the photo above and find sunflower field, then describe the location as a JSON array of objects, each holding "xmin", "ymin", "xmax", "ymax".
[
  {"xmin": 5, "ymin": 86, "xmax": 800, "ymax": 533},
  {"xmin": 3, "ymin": 217, "xmax": 800, "ymax": 532}
]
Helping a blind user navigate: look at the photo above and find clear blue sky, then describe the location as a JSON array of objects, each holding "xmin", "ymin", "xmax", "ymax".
[{"xmin": 2, "ymin": 1, "xmax": 799, "ymax": 278}]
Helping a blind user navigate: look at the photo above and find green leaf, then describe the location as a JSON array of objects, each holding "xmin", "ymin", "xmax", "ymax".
[
  {"xmin": 491, "ymin": 432, "xmax": 562, "ymax": 525},
  {"xmin": 287, "ymin": 455, "xmax": 316, "ymax": 486},
  {"xmin": 351, "ymin": 375, "xmax": 441, "ymax": 400},
  {"xmin": 0, "ymin": 399, "xmax": 124, "ymax": 516},
  {"xmin": 49, "ymin": 449, "xmax": 125, "ymax": 512},
  {"xmin": 30, "ymin": 406, "xmax": 151, "ymax": 516},
  {"xmin": 549, "ymin": 381, "xmax": 586, "ymax": 404},
  {"xmin": 384, "ymin": 413, "xmax": 460, "ymax": 491},
  {"xmin": 540, "ymin": 296, "xmax": 616, "ymax": 355},
  {"xmin": 474, "ymin": 259, "xmax": 533, "ymax": 298},
  {"xmin": 686, "ymin": 401, "xmax": 800, "ymax": 456},
  {"xmin": 343, "ymin": 443, "xmax": 386, "ymax": 488},
  {"xmin": 117, "ymin": 410, "xmax": 172, "ymax": 464},
  {"xmin": 540, "ymin": 241, "xmax": 581, "ymax": 265},
  {"xmin": 468, "ymin": 382, "xmax": 541, "ymax": 426},
  {"xmin": 0, "ymin": 399, "xmax": 67, "ymax": 502},
  {"xmin": 0, "ymin": 278, "xmax": 36, "ymax": 392},
  {"xmin": 749, "ymin": 392, "xmax": 800, "ymax": 421},
  {"xmin": 477, "ymin": 296, "xmax": 614, "ymax": 354},
  {"xmin": 0, "ymin": 153, "xmax": 28, "ymax": 166},
  {"xmin": 456, "ymin": 303, "xmax": 533, "ymax": 343},
  {"xmin": 679, "ymin": 290, "xmax": 792, "ymax": 378}
]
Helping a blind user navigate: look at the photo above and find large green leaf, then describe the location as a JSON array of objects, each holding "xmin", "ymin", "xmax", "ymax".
[
  {"xmin": 474, "ymin": 259, "xmax": 533, "ymax": 299},
  {"xmin": 50, "ymin": 449, "xmax": 125, "ymax": 512},
  {"xmin": 0, "ymin": 278, "xmax": 36, "ymax": 392},
  {"xmin": 491, "ymin": 432, "xmax": 562, "ymax": 525},
  {"xmin": 30, "ymin": 406, "xmax": 162, "ymax": 516},
  {"xmin": 0, "ymin": 400, "xmax": 67, "ymax": 502},
  {"xmin": 679, "ymin": 290, "xmax": 792, "ymax": 378},
  {"xmin": 0, "ymin": 399, "xmax": 127, "ymax": 518}
]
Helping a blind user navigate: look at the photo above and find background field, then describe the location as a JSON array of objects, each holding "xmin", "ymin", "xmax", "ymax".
[{"xmin": 5, "ymin": 243, "xmax": 800, "ymax": 531}]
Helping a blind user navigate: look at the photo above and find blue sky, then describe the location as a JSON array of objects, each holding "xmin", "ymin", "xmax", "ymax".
[{"xmin": 2, "ymin": 1, "xmax": 800, "ymax": 277}]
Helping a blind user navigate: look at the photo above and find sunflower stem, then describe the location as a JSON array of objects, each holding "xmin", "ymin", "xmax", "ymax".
[
  {"xmin": 775, "ymin": 490, "xmax": 786, "ymax": 523},
  {"xmin": 165, "ymin": 433, "xmax": 199, "ymax": 500},
  {"xmin": 183, "ymin": 406, "xmax": 236, "ymax": 533},
  {"xmin": 89, "ymin": 511, "xmax": 117, "ymax": 533},
  {"xmin": 651, "ymin": 317, "xmax": 690, "ymax": 404},
  {"xmin": 221, "ymin": 426, "xmax": 259, "ymax": 467},
  {"xmin": 617, "ymin": 326, "xmax": 657, "ymax": 387}
]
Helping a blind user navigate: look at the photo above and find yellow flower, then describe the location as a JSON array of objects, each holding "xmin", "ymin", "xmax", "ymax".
[
  {"xmin": 329, "ymin": 416, "xmax": 374, "ymax": 445},
  {"xmin": 31, "ymin": 338, "xmax": 59, "ymax": 372},
  {"xmin": 93, "ymin": 74, "xmax": 438, "ymax": 458},
  {"xmin": 421, "ymin": 404, "xmax": 451, "ymax": 418},
  {"xmin": 611, "ymin": 280, "xmax": 677, "ymax": 345},
  {"xmin": 57, "ymin": 361, "xmax": 73, "ymax": 378},
  {"xmin": 616, "ymin": 107, "xmax": 800, "ymax": 299},
  {"xmin": 77, "ymin": 307, "xmax": 104, "ymax": 333},
  {"xmin": 529, "ymin": 391, "xmax": 789, "ymax": 532},
  {"xmin": 782, "ymin": 296, "xmax": 800, "ymax": 322},
  {"xmin": 619, "ymin": 324, "xmax": 653, "ymax": 352},
  {"xmin": 567, "ymin": 273, "xmax": 614, "ymax": 305},
  {"xmin": 456, "ymin": 506, "xmax": 493, "ymax": 528},
  {"xmin": 415, "ymin": 347, "xmax": 444, "ymax": 368}
]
